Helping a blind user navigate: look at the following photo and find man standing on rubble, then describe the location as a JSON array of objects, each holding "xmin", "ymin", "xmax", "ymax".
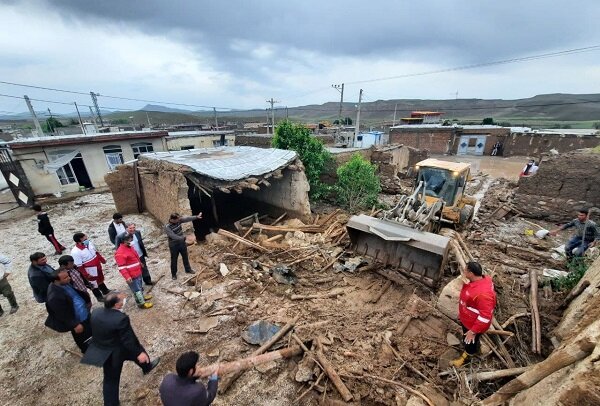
[
  {"xmin": 114, "ymin": 233, "xmax": 153, "ymax": 309},
  {"xmin": 108, "ymin": 213, "xmax": 127, "ymax": 247},
  {"xmin": 33, "ymin": 204, "xmax": 67, "ymax": 255},
  {"xmin": 165, "ymin": 213, "xmax": 202, "ymax": 280},
  {"xmin": 549, "ymin": 208, "xmax": 599, "ymax": 261},
  {"xmin": 28, "ymin": 252, "xmax": 56, "ymax": 303},
  {"xmin": 451, "ymin": 261, "xmax": 497, "ymax": 367},
  {"xmin": 0, "ymin": 253, "xmax": 18, "ymax": 315}
]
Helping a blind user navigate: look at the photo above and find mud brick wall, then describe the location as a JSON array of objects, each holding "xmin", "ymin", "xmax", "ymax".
[
  {"xmin": 235, "ymin": 134, "xmax": 335, "ymax": 149},
  {"xmin": 136, "ymin": 159, "xmax": 192, "ymax": 226},
  {"xmin": 514, "ymin": 149, "xmax": 600, "ymax": 222},
  {"xmin": 389, "ymin": 128, "xmax": 454, "ymax": 154},
  {"xmin": 104, "ymin": 165, "xmax": 138, "ymax": 214},
  {"xmin": 321, "ymin": 148, "xmax": 373, "ymax": 185},
  {"xmin": 504, "ymin": 132, "xmax": 600, "ymax": 157}
]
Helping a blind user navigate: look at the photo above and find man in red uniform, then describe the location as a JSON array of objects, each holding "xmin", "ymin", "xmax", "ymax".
[
  {"xmin": 451, "ymin": 261, "xmax": 497, "ymax": 367},
  {"xmin": 114, "ymin": 233, "xmax": 153, "ymax": 309}
]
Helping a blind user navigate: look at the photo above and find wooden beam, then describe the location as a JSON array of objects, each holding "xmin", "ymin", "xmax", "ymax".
[{"xmin": 217, "ymin": 229, "xmax": 268, "ymax": 252}]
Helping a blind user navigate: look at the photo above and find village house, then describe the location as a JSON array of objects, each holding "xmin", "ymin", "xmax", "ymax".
[
  {"xmin": 3, "ymin": 131, "xmax": 168, "ymax": 199},
  {"xmin": 166, "ymin": 130, "xmax": 236, "ymax": 150}
]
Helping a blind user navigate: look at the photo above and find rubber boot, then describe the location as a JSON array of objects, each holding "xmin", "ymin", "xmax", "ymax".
[
  {"xmin": 92, "ymin": 288, "xmax": 104, "ymax": 302},
  {"xmin": 450, "ymin": 351, "xmax": 469, "ymax": 368},
  {"xmin": 135, "ymin": 291, "xmax": 153, "ymax": 309}
]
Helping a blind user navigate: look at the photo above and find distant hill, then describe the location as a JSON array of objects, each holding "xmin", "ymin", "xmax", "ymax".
[{"xmin": 2, "ymin": 93, "xmax": 599, "ymax": 127}]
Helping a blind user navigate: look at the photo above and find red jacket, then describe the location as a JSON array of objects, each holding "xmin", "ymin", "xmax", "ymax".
[
  {"xmin": 458, "ymin": 276, "xmax": 497, "ymax": 334},
  {"xmin": 114, "ymin": 244, "xmax": 142, "ymax": 280}
]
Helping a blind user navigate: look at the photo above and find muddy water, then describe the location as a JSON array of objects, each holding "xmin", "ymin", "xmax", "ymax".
[{"xmin": 431, "ymin": 155, "xmax": 531, "ymax": 180}]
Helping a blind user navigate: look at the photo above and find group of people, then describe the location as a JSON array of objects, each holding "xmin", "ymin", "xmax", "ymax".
[{"xmin": 1, "ymin": 200, "xmax": 598, "ymax": 405}]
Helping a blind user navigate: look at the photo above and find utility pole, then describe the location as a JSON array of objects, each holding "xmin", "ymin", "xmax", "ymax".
[
  {"xmin": 24, "ymin": 95, "xmax": 44, "ymax": 137},
  {"xmin": 90, "ymin": 91, "xmax": 104, "ymax": 126},
  {"xmin": 213, "ymin": 107, "xmax": 218, "ymax": 129},
  {"xmin": 332, "ymin": 83, "xmax": 344, "ymax": 125},
  {"xmin": 286, "ymin": 106, "xmax": 289, "ymax": 119},
  {"xmin": 266, "ymin": 98, "xmax": 279, "ymax": 135},
  {"xmin": 46, "ymin": 108, "xmax": 55, "ymax": 134},
  {"xmin": 392, "ymin": 103, "xmax": 398, "ymax": 126},
  {"xmin": 146, "ymin": 112, "xmax": 152, "ymax": 128},
  {"xmin": 74, "ymin": 102, "xmax": 86, "ymax": 135},
  {"xmin": 88, "ymin": 106, "xmax": 99, "ymax": 130},
  {"xmin": 354, "ymin": 89, "xmax": 363, "ymax": 145}
]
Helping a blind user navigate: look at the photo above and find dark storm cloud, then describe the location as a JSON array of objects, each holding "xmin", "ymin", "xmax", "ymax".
[{"xmin": 50, "ymin": 0, "xmax": 600, "ymax": 64}]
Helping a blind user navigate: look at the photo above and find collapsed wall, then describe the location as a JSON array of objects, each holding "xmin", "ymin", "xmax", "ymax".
[
  {"xmin": 514, "ymin": 149, "xmax": 600, "ymax": 222},
  {"xmin": 506, "ymin": 256, "xmax": 600, "ymax": 405}
]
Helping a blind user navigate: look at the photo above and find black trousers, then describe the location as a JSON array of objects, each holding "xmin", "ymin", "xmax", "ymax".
[
  {"xmin": 462, "ymin": 324, "xmax": 481, "ymax": 356},
  {"xmin": 169, "ymin": 241, "xmax": 192, "ymax": 276},
  {"xmin": 44, "ymin": 234, "xmax": 66, "ymax": 253},
  {"xmin": 139, "ymin": 255, "xmax": 152, "ymax": 285},
  {"xmin": 102, "ymin": 350, "xmax": 152, "ymax": 406},
  {"xmin": 71, "ymin": 317, "xmax": 92, "ymax": 353}
]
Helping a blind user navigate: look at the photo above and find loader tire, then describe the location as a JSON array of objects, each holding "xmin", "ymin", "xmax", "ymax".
[{"xmin": 459, "ymin": 204, "xmax": 474, "ymax": 226}]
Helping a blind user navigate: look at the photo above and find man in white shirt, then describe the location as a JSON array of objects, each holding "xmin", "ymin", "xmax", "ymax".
[
  {"xmin": 115, "ymin": 223, "xmax": 154, "ymax": 286},
  {"xmin": 0, "ymin": 253, "xmax": 19, "ymax": 316},
  {"xmin": 108, "ymin": 213, "xmax": 127, "ymax": 247}
]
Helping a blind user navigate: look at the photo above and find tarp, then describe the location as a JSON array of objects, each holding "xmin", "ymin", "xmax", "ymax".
[{"xmin": 45, "ymin": 150, "xmax": 80, "ymax": 173}]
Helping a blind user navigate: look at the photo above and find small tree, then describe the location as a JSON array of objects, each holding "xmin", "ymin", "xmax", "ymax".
[
  {"xmin": 342, "ymin": 117, "xmax": 353, "ymax": 125},
  {"xmin": 43, "ymin": 117, "xmax": 64, "ymax": 133},
  {"xmin": 335, "ymin": 154, "xmax": 381, "ymax": 212},
  {"xmin": 272, "ymin": 120, "xmax": 332, "ymax": 199},
  {"xmin": 482, "ymin": 117, "xmax": 495, "ymax": 125}
]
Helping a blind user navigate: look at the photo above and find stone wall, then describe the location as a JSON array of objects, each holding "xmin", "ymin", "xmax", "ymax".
[{"xmin": 514, "ymin": 149, "xmax": 600, "ymax": 222}]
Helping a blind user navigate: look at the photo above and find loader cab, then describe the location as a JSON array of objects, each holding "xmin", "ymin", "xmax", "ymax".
[{"xmin": 413, "ymin": 159, "xmax": 475, "ymax": 225}]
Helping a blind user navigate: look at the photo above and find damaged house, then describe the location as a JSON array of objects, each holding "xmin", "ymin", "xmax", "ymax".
[{"xmin": 106, "ymin": 146, "xmax": 311, "ymax": 238}]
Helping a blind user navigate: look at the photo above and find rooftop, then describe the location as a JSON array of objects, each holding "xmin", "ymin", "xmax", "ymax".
[
  {"xmin": 326, "ymin": 147, "xmax": 369, "ymax": 154},
  {"xmin": 167, "ymin": 130, "xmax": 235, "ymax": 138},
  {"xmin": 416, "ymin": 158, "xmax": 471, "ymax": 172},
  {"xmin": 7, "ymin": 130, "xmax": 167, "ymax": 149},
  {"xmin": 140, "ymin": 146, "xmax": 297, "ymax": 181}
]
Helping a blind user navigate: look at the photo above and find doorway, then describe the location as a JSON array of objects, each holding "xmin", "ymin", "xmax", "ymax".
[
  {"xmin": 457, "ymin": 135, "xmax": 487, "ymax": 155},
  {"xmin": 70, "ymin": 156, "xmax": 93, "ymax": 188}
]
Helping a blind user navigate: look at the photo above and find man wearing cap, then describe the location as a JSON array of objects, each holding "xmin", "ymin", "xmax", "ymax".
[
  {"xmin": 45, "ymin": 268, "xmax": 92, "ymax": 353},
  {"xmin": 159, "ymin": 351, "xmax": 219, "ymax": 406},
  {"xmin": 165, "ymin": 213, "xmax": 202, "ymax": 280},
  {"xmin": 549, "ymin": 208, "xmax": 599, "ymax": 261}
]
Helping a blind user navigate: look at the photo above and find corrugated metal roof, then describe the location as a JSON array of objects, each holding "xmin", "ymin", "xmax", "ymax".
[{"xmin": 141, "ymin": 146, "xmax": 297, "ymax": 181}]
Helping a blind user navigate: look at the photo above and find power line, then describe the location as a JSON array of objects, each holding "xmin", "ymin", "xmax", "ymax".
[{"xmin": 345, "ymin": 45, "xmax": 600, "ymax": 85}]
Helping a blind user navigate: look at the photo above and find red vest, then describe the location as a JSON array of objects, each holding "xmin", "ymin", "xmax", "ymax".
[
  {"xmin": 458, "ymin": 276, "xmax": 497, "ymax": 333},
  {"xmin": 114, "ymin": 244, "xmax": 142, "ymax": 280}
]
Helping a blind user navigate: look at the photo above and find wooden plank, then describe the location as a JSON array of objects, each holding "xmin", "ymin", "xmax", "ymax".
[{"xmin": 217, "ymin": 229, "xmax": 268, "ymax": 252}]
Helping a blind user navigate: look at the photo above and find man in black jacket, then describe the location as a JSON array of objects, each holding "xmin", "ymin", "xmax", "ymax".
[
  {"xmin": 81, "ymin": 292, "xmax": 160, "ymax": 406},
  {"xmin": 27, "ymin": 252, "xmax": 56, "ymax": 303},
  {"xmin": 115, "ymin": 223, "xmax": 153, "ymax": 285},
  {"xmin": 107, "ymin": 213, "xmax": 126, "ymax": 247},
  {"xmin": 45, "ymin": 268, "xmax": 92, "ymax": 353},
  {"xmin": 33, "ymin": 204, "xmax": 66, "ymax": 255},
  {"xmin": 160, "ymin": 351, "xmax": 219, "ymax": 406},
  {"xmin": 165, "ymin": 213, "xmax": 202, "ymax": 280}
]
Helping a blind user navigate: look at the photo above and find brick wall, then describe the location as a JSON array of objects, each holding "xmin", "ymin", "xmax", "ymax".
[
  {"xmin": 104, "ymin": 165, "xmax": 138, "ymax": 214},
  {"xmin": 389, "ymin": 128, "xmax": 454, "ymax": 154}
]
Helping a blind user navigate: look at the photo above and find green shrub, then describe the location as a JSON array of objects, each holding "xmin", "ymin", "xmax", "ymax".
[
  {"xmin": 272, "ymin": 120, "xmax": 332, "ymax": 199},
  {"xmin": 334, "ymin": 154, "xmax": 381, "ymax": 212},
  {"xmin": 551, "ymin": 259, "xmax": 589, "ymax": 291}
]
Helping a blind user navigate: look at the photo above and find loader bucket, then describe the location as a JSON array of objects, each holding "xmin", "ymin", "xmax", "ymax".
[{"xmin": 346, "ymin": 214, "xmax": 450, "ymax": 287}]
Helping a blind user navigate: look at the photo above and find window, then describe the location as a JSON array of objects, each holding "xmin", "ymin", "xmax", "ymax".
[
  {"xmin": 103, "ymin": 145, "xmax": 124, "ymax": 170},
  {"xmin": 131, "ymin": 142, "xmax": 154, "ymax": 158},
  {"xmin": 48, "ymin": 151, "xmax": 81, "ymax": 185},
  {"xmin": 181, "ymin": 145, "xmax": 195, "ymax": 150}
]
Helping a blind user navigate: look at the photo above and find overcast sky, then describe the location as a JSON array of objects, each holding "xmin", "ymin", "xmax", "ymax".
[{"xmin": 1, "ymin": 0, "xmax": 599, "ymax": 115}]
